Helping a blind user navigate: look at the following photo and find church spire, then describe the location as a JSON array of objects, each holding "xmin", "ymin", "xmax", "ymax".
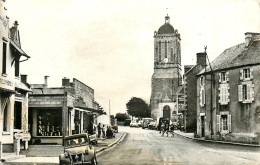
[{"xmin": 165, "ymin": 14, "xmax": 170, "ymax": 24}]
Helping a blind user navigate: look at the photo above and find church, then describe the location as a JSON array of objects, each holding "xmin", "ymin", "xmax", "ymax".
[{"xmin": 150, "ymin": 14, "xmax": 183, "ymax": 123}]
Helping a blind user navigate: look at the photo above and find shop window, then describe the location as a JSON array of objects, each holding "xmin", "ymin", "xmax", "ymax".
[
  {"xmin": 3, "ymin": 104, "xmax": 8, "ymax": 132},
  {"xmin": 73, "ymin": 110, "xmax": 81, "ymax": 135},
  {"xmin": 14, "ymin": 101, "xmax": 22, "ymax": 129},
  {"xmin": 2, "ymin": 42, "xmax": 7, "ymax": 74},
  {"xmin": 37, "ymin": 109, "xmax": 62, "ymax": 136}
]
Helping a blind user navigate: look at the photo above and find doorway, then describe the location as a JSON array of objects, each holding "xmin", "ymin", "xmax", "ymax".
[
  {"xmin": 163, "ymin": 105, "xmax": 171, "ymax": 120},
  {"xmin": 201, "ymin": 116, "xmax": 205, "ymax": 137}
]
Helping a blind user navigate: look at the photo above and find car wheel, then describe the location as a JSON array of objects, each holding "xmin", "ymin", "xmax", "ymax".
[{"xmin": 91, "ymin": 154, "xmax": 98, "ymax": 165}]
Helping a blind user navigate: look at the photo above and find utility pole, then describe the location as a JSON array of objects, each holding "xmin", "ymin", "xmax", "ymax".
[{"xmin": 205, "ymin": 46, "xmax": 214, "ymax": 137}]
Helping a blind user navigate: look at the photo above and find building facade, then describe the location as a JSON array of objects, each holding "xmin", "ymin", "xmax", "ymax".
[
  {"xmin": 197, "ymin": 32, "xmax": 260, "ymax": 144},
  {"xmin": 28, "ymin": 77, "xmax": 103, "ymax": 145},
  {"xmin": 150, "ymin": 15, "xmax": 182, "ymax": 122},
  {"xmin": 183, "ymin": 53, "xmax": 206, "ymax": 132},
  {"xmin": 0, "ymin": 0, "xmax": 31, "ymax": 158}
]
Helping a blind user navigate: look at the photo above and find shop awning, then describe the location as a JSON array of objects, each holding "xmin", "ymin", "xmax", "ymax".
[
  {"xmin": 15, "ymin": 82, "xmax": 31, "ymax": 92},
  {"xmin": 9, "ymin": 40, "xmax": 30, "ymax": 59}
]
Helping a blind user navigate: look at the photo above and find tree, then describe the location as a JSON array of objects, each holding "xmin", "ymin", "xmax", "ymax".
[
  {"xmin": 115, "ymin": 113, "xmax": 130, "ymax": 122},
  {"xmin": 126, "ymin": 97, "xmax": 151, "ymax": 118}
]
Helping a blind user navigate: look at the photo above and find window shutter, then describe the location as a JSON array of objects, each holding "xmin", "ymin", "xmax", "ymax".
[
  {"xmin": 200, "ymin": 89, "xmax": 202, "ymax": 106},
  {"xmin": 226, "ymin": 72, "xmax": 229, "ymax": 82},
  {"xmin": 226, "ymin": 86, "xmax": 230, "ymax": 103},
  {"xmin": 224, "ymin": 87, "xmax": 227, "ymax": 104},
  {"xmin": 238, "ymin": 85, "xmax": 242, "ymax": 102},
  {"xmin": 247, "ymin": 84, "xmax": 251, "ymax": 102},
  {"xmin": 219, "ymin": 73, "xmax": 222, "ymax": 83},
  {"xmin": 216, "ymin": 115, "xmax": 220, "ymax": 132},
  {"xmin": 202, "ymin": 89, "xmax": 205, "ymax": 105},
  {"xmin": 250, "ymin": 68, "xmax": 253, "ymax": 79},
  {"xmin": 239, "ymin": 69, "xmax": 243, "ymax": 80},
  {"xmin": 220, "ymin": 117, "xmax": 223, "ymax": 132},
  {"xmin": 219, "ymin": 87, "xmax": 222, "ymax": 104},
  {"xmin": 228, "ymin": 114, "xmax": 231, "ymax": 132},
  {"xmin": 250, "ymin": 84, "xmax": 255, "ymax": 101}
]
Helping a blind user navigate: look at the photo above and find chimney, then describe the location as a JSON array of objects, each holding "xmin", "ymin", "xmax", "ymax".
[
  {"xmin": 245, "ymin": 32, "xmax": 260, "ymax": 47},
  {"xmin": 20, "ymin": 74, "xmax": 27, "ymax": 84},
  {"xmin": 44, "ymin": 76, "xmax": 49, "ymax": 87},
  {"xmin": 62, "ymin": 77, "xmax": 70, "ymax": 87},
  {"xmin": 196, "ymin": 52, "xmax": 207, "ymax": 66}
]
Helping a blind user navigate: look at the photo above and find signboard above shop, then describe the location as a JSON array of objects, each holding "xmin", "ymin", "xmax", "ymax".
[{"xmin": 0, "ymin": 76, "xmax": 15, "ymax": 92}]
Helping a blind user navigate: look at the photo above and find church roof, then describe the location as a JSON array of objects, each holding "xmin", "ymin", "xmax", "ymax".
[{"xmin": 158, "ymin": 23, "xmax": 175, "ymax": 34}]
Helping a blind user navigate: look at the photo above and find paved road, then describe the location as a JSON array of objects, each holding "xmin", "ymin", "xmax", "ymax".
[{"xmin": 98, "ymin": 126, "xmax": 260, "ymax": 165}]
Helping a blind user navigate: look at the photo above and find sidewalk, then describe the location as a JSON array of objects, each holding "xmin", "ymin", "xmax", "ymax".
[
  {"xmin": 174, "ymin": 130, "xmax": 260, "ymax": 147},
  {"xmin": 3, "ymin": 132, "xmax": 126, "ymax": 164}
]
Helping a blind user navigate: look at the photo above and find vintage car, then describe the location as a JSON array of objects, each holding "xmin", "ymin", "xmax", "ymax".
[
  {"xmin": 148, "ymin": 121, "xmax": 157, "ymax": 130},
  {"xmin": 130, "ymin": 120, "xmax": 138, "ymax": 127},
  {"xmin": 59, "ymin": 133, "xmax": 97, "ymax": 165}
]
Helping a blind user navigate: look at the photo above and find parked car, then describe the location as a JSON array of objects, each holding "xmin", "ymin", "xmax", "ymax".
[
  {"xmin": 124, "ymin": 119, "xmax": 131, "ymax": 126},
  {"xmin": 130, "ymin": 120, "xmax": 138, "ymax": 127},
  {"xmin": 137, "ymin": 120, "xmax": 143, "ymax": 127},
  {"xmin": 148, "ymin": 121, "xmax": 157, "ymax": 130},
  {"xmin": 59, "ymin": 133, "xmax": 97, "ymax": 165},
  {"xmin": 142, "ymin": 118, "xmax": 153, "ymax": 129}
]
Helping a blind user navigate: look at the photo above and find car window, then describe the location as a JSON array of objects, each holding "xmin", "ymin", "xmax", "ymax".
[{"xmin": 64, "ymin": 137, "xmax": 89, "ymax": 147}]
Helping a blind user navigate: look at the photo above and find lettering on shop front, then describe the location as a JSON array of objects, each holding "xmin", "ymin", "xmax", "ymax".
[{"xmin": 0, "ymin": 78, "xmax": 13, "ymax": 87}]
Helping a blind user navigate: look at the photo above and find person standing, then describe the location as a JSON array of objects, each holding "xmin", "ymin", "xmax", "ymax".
[
  {"xmin": 102, "ymin": 124, "xmax": 106, "ymax": 138},
  {"xmin": 97, "ymin": 123, "xmax": 101, "ymax": 138}
]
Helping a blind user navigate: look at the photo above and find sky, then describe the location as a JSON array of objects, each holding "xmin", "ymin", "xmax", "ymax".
[{"xmin": 5, "ymin": 0, "xmax": 260, "ymax": 115}]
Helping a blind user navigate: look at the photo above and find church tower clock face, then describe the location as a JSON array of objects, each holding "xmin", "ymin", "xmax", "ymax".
[
  {"xmin": 164, "ymin": 58, "xmax": 168, "ymax": 63},
  {"xmin": 150, "ymin": 14, "xmax": 182, "ymax": 120}
]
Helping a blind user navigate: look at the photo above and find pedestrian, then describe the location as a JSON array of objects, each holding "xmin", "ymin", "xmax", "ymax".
[
  {"xmin": 102, "ymin": 124, "xmax": 106, "ymax": 138},
  {"xmin": 97, "ymin": 123, "xmax": 101, "ymax": 138},
  {"xmin": 170, "ymin": 124, "xmax": 175, "ymax": 137}
]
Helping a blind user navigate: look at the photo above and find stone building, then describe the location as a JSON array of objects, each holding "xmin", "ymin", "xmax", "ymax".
[
  {"xmin": 183, "ymin": 53, "xmax": 206, "ymax": 132},
  {"xmin": 150, "ymin": 14, "xmax": 182, "ymax": 122},
  {"xmin": 28, "ymin": 77, "xmax": 103, "ymax": 145},
  {"xmin": 196, "ymin": 32, "xmax": 260, "ymax": 144},
  {"xmin": 0, "ymin": 0, "xmax": 31, "ymax": 159}
]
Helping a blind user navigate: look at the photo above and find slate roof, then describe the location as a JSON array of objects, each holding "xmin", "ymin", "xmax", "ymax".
[
  {"xmin": 158, "ymin": 23, "xmax": 175, "ymax": 34},
  {"xmin": 198, "ymin": 40, "xmax": 260, "ymax": 75}
]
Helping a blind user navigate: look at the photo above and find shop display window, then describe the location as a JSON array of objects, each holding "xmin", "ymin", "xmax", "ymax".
[{"xmin": 37, "ymin": 109, "xmax": 62, "ymax": 136}]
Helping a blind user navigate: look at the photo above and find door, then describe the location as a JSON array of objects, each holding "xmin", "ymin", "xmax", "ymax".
[
  {"xmin": 201, "ymin": 116, "xmax": 205, "ymax": 137},
  {"xmin": 163, "ymin": 105, "xmax": 171, "ymax": 120}
]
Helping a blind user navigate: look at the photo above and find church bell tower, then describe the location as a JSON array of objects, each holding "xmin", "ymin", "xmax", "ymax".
[{"xmin": 150, "ymin": 14, "xmax": 182, "ymax": 120}]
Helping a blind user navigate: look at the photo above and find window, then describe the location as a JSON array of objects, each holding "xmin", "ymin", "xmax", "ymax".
[
  {"xmin": 159, "ymin": 42, "xmax": 161, "ymax": 62},
  {"xmin": 14, "ymin": 101, "xmax": 22, "ymax": 129},
  {"xmin": 37, "ymin": 109, "xmax": 62, "ymax": 136},
  {"xmin": 240, "ymin": 68, "xmax": 253, "ymax": 80},
  {"xmin": 217, "ymin": 114, "xmax": 231, "ymax": 133},
  {"xmin": 165, "ymin": 41, "xmax": 167, "ymax": 58},
  {"xmin": 242, "ymin": 85, "xmax": 247, "ymax": 100},
  {"xmin": 221, "ymin": 72, "xmax": 226, "ymax": 82},
  {"xmin": 200, "ymin": 76, "xmax": 204, "ymax": 86},
  {"xmin": 238, "ymin": 84, "xmax": 254, "ymax": 103},
  {"xmin": 171, "ymin": 47, "xmax": 173, "ymax": 62},
  {"xmin": 243, "ymin": 69, "xmax": 250, "ymax": 79},
  {"xmin": 219, "ymin": 84, "xmax": 229, "ymax": 105},
  {"xmin": 2, "ymin": 42, "xmax": 7, "ymax": 74},
  {"xmin": 222, "ymin": 115, "xmax": 228, "ymax": 131},
  {"xmin": 15, "ymin": 57, "xmax": 20, "ymax": 77},
  {"xmin": 200, "ymin": 88, "xmax": 205, "ymax": 106},
  {"xmin": 3, "ymin": 103, "xmax": 8, "ymax": 132}
]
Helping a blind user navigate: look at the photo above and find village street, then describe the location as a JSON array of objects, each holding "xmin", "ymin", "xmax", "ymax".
[{"xmin": 98, "ymin": 127, "xmax": 260, "ymax": 165}]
